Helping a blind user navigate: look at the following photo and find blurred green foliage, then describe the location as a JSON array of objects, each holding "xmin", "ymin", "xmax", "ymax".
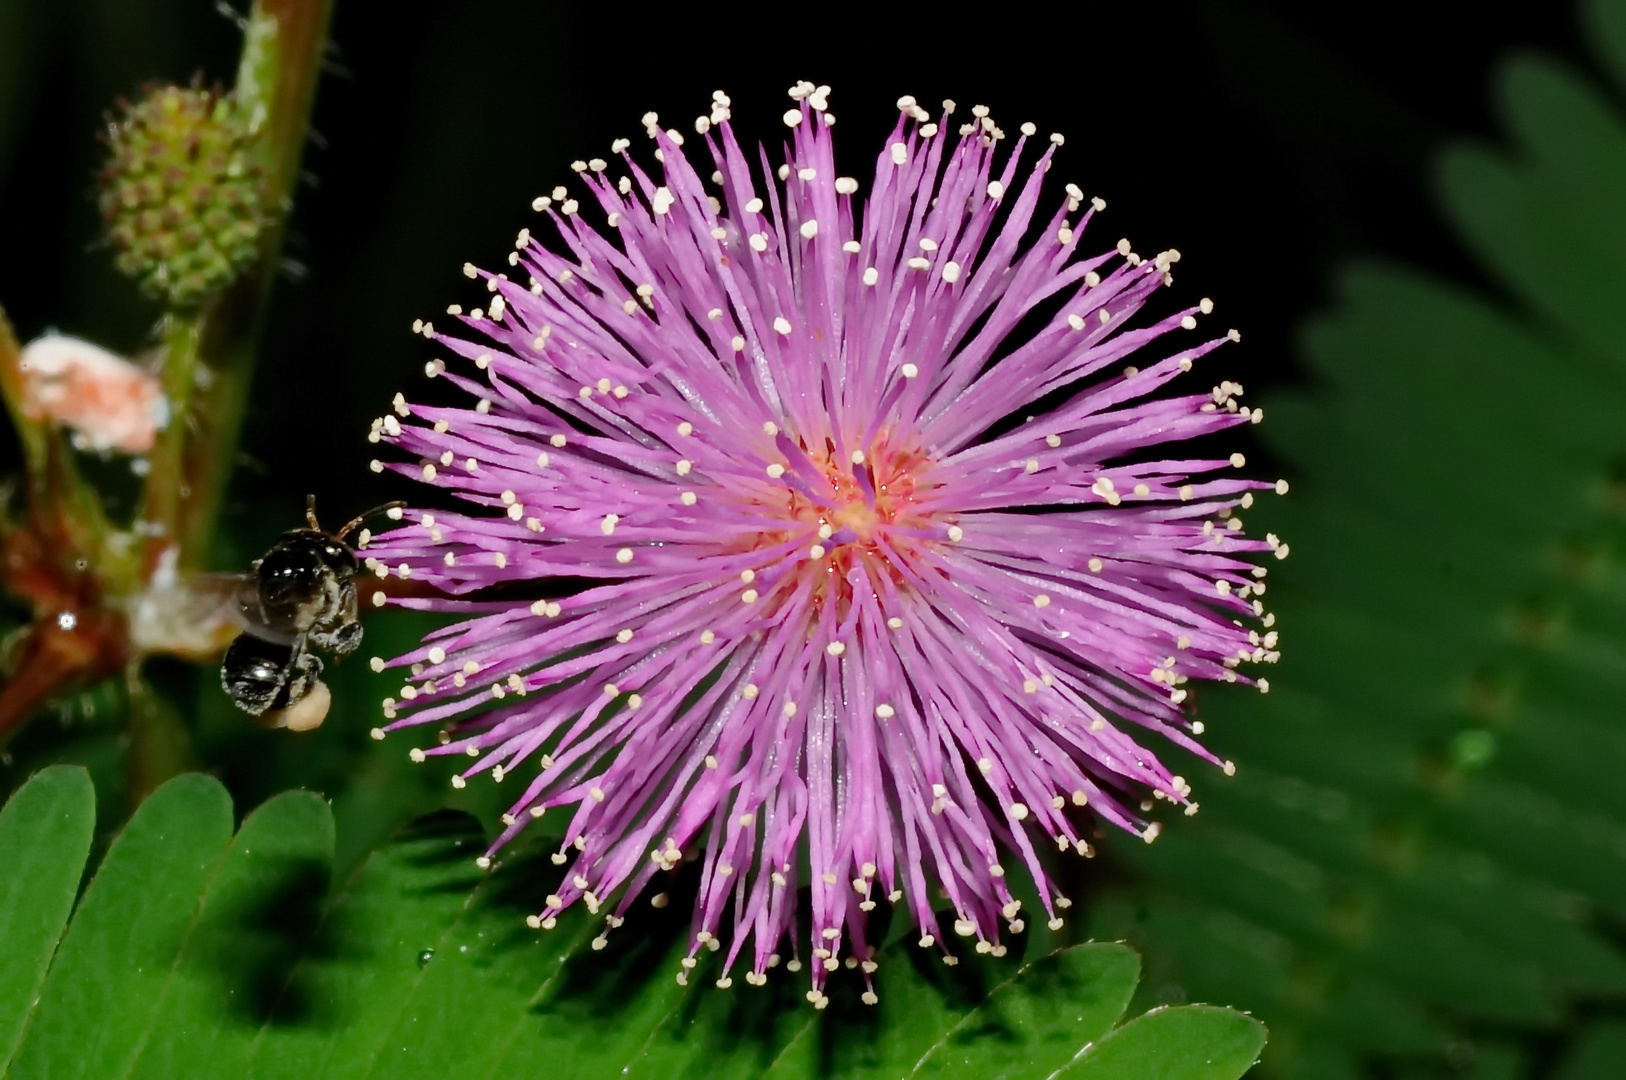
[{"xmin": 1094, "ymin": 1, "xmax": 1626, "ymax": 1075}]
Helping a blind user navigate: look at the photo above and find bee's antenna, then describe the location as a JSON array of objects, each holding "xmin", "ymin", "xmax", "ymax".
[
  {"xmin": 334, "ymin": 501, "xmax": 408, "ymax": 541},
  {"xmin": 305, "ymin": 494, "xmax": 322, "ymax": 531}
]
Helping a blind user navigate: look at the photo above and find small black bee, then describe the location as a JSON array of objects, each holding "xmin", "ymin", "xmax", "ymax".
[{"xmin": 222, "ymin": 497, "xmax": 402, "ymax": 731}]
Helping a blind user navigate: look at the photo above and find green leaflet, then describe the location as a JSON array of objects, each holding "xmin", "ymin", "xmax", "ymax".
[
  {"xmin": 1553, "ymin": 1020, "xmax": 1626, "ymax": 1079},
  {"xmin": 5, "ymin": 773, "xmax": 235, "ymax": 1080},
  {"xmin": 1058, "ymin": 1007, "xmax": 1267, "ymax": 1080},
  {"xmin": 0, "ymin": 773, "xmax": 1264, "ymax": 1079},
  {"xmin": 0, "ymin": 767, "xmax": 95, "ymax": 1067},
  {"xmin": 1093, "ymin": 0, "xmax": 1626, "ymax": 1074},
  {"xmin": 129, "ymin": 790, "xmax": 334, "ymax": 1079},
  {"xmin": 240, "ymin": 810, "xmax": 588, "ymax": 1080},
  {"xmin": 906, "ymin": 944, "xmax": 1141, "ymax": 1080}
]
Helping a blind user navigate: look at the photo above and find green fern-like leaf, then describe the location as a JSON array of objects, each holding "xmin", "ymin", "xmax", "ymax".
[
  {"xmin": 0, "ymin": 768, "xmax": 1265, "ymax": 1080},
  {"xmin": 1091, "ymin": 1, "xmax": 1626, "ymax": 1075}
]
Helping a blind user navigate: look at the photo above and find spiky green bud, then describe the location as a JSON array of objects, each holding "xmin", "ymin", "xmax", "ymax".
[{"xmin": 98, "ymin": 84, "xmax": 268, "ymax": 309}]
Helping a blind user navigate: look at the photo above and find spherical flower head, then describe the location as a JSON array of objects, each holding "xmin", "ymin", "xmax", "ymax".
[
  {"xmin": 98, "ymin": 83, "xmax": 267, "ymax": 308},
  {"xmin": 366, "ymin": 84, "xmax": 1284, "ymax": 1003}
]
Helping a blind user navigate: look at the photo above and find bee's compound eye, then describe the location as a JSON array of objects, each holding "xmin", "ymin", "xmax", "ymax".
[{"xmin": 323, "ymin": 542, "xmax": 357, "ymax": 570}]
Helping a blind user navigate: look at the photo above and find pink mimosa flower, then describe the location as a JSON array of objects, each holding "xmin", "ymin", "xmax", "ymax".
[{"xmin": 364, "ymin": 84, "xmax": 1284, "ymax": 1006}]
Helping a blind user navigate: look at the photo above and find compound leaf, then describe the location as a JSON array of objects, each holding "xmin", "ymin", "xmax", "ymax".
[{"xmin": 0, "ymin": 776, "xmax": 1264, "ymax": 1079}]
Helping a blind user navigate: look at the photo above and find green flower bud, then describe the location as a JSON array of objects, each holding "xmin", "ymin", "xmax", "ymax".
[{"xmin": 98, "ymin": 84, "xmax": 268, "ymax": 309}]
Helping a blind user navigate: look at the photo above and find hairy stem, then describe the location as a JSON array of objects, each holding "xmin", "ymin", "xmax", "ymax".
[
  {"xmin": 139, "ymin": 311, "xmax": 203, "ymax": 573},
  {"xmin": 0, "ymin": 306, "xmax": 47, "ymax": 498},
  {"xmin": 178, "ymin": 0, "xmax": 338, "ymax": 567}
]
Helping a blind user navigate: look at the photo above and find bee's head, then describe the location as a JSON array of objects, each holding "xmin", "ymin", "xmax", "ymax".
[{"xmin": 276, "ymin": 528, "xmax": 358, "ymax": 577}]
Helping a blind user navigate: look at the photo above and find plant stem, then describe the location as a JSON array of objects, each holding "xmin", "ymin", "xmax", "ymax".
[
  {"xmin": 139, "ymin": 311, "xmax": 202, "ymax": 572},
  {"xmin": 124, "ymin": 666, "xmax": 195, "ymax": 809},
  {"xmin": 178, "ymin": 0, "xmax": 337, "ymax": 568},
  {"xmin": 0, "ymin": 306, "xmax": 48, "ymax": 499}
]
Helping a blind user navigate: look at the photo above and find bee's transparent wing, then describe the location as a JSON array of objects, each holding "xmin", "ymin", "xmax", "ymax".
[
  {"xmin": 129, "ymin": 571, "xmax": 255, "ymax": 660},
  {"xmin": 231, "ymin": 572, "xmax": 304, "ymax": 645}
]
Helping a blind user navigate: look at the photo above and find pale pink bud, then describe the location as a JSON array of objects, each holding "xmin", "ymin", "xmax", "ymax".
[{"xmin": 18, "ymin": 334, "xmax": 168, "ymax": 454}]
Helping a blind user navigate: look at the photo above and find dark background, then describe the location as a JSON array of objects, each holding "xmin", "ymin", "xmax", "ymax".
[{"xmin": 0, "ymin": 0, "xmax": 1591, "ymax": 557}]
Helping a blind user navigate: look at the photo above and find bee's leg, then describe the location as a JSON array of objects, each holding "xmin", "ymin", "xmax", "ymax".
[
  {"xmin": 332, "ymin": 581, "xmax": 362, "ymax": 658},
  {"xmin": 330, "ymin": 620, "xmax": 363, "ymax": 658},
  {"xmin": 263, "ymin": 641, "xmax": 331, "ymax": 732},
  {"xmin": 309, "ymin": 574, "xmax": 362, "ymax": 657},
  {"xmin": 310, "ymin": 619, "xmax": 362, "ymax": 658},
  {"xmin": 276, "ymin": 640, "xmax": 326, "ymax": 709}
]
